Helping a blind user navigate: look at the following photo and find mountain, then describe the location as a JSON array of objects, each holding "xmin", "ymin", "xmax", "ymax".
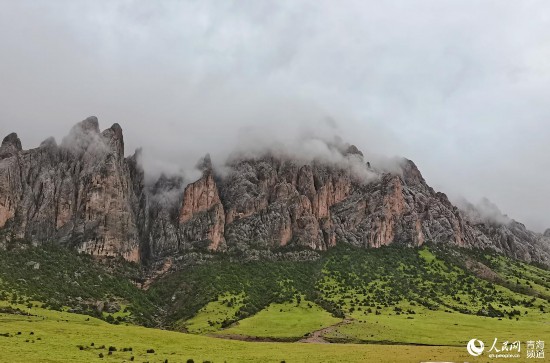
[
  {"xmin": 1, "ymin": 117, "xmax": 549, "ymax": 268},
  {"xmin": 0, "ymin": 117, "xmax": 142, "ymax": 261},
  {"xmin": 1, "ymin": 117, "xmax": 550, "ymax": 357}
]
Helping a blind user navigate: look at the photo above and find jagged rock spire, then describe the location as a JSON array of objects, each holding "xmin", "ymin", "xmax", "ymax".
[
  {"xmin": 1, "ymin": 133, "xmax": 22, "ymax": 150},
  {"xmin": 196, "ymin": 153, "xmax": 213, "ymax": 172}
]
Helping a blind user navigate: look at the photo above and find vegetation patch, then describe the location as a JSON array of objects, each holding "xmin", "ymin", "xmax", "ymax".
[
  {"xmin": 0, "ymin": 303, "xmax": 479, "ymax": 363},
  {"xmin": 215, "ymin": 297, "xmax": 341, "ymax": 339}
]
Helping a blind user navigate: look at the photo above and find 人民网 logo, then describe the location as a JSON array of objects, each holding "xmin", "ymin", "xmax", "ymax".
[{"xmin": 467, "ymin": 338, "xmax": 485, "ymax": 356}]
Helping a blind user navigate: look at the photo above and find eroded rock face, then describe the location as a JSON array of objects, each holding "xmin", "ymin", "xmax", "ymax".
[
  {"xmin": 464, "ymin": 218, "xmax": 550, "ymax": 265},
  {"xmin": 203, "ymin": 154, "xmax": 548, "ymax": 265},
  {"xmin": 179, "ymin": 170, "xmax": 220, "ymax": 223},
  {"xmin": 218, "ymin": 157, "xmax": 355, "ymax": 251},
  {"xmin": 0, "ymin": 117, "xmax": 142, "ymax": 261},
  {"xmin": 140, "ymin": 174, "xmax": 183, "ymax": 261},
  {"xmin": 1, "ymin": 118, "xmax": 549, "ymax": 267},
  {"xmin": 178, "ymin": 167, "xmax": 226, "ymax": 251},
  {"xmin": 0, "ymin": 133, "xmax": 23, "ymax": 229}
]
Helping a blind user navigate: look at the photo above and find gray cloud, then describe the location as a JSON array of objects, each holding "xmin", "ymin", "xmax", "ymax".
[
  {"xmin": 1, "ymin": 0, "xmax": 549, "ymax": 231},
  {"xmin": 455, "ymin": 197, "xmax": 512, "ymax": 226}
]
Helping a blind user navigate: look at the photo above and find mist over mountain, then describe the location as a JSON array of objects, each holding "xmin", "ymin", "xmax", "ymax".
[
  {"xmin": 2, "ymin": 4, "xmax": 550, "ymax": 362},
  {"xmin": 2, "ymin": 2, "xmax": 550, "ymax": 232},
  {"xmin": 1, "ymin": 117, "xmax": 549, "ymax": 269}
]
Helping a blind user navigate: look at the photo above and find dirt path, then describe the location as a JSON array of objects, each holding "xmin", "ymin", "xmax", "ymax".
[
  {"xmin": 208, "ymin": 334, "xmax": 295, "ymax": 343},
  {"xmin": 299, "ymin": 318, "xmax": 353, "ymax": 343},
  {"xmin": 209, "ymin": 318, "xmax": 353, "ymax": 344}
]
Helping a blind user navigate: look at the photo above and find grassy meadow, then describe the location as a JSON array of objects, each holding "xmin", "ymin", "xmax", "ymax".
[
  {"xmin": 1, "ymin": 243, "xmax": 549, "ymax": 362},
  {"xmin": 214, "ymin": 299, "xmax": 341, "ymax": 339},
  {"xmin": 0, "ymin": 302, "xmax": 504, "ymax": 363}
]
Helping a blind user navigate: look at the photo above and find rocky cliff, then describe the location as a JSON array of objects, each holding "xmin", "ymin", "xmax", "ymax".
[
  {"xmin": 1, "ymin": 117, "xmax": 549, "ymax": 267},
  {"xmin": 0, "ymin": 117, "xmax": 142, "ymax": 261}
]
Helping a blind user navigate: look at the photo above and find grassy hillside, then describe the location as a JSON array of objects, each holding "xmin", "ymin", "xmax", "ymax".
[
  {"xmin": 1, "ymin": 242, "xmax": 549, "ymax": 352},
  {"xmin": 178, "ymin": 292, "xmax": 246, "ymax": 334},
  {"xmin": 0, "ymin": 245, "xmax": 158, "ymax": 325},
  {"xmin": 148, "ymin": 256, "xmax": 322, "ymax": 327},
  {"xmin": 153, "ymin": 243, "xmax": 550, "ymax": 345},
  {"xmin": 215, "ymin": 298, "xmax": 341, "ymax": 339}
]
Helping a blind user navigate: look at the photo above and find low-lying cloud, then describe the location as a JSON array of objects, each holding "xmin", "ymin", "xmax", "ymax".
[
  {"xmin": 1, "ymin": 1, "xmax": 549, "ymax": 232},
  {"xmin": 455, "ymin": 197, "xmax": 512, "ymax": 226}
]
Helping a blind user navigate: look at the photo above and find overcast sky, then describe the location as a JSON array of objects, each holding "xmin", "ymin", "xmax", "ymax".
[{"xmin": 1, "ymin": 1, "xmax": 549, "ymax": 232}]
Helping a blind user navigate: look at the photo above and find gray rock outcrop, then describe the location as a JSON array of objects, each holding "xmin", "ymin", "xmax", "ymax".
[{"xmin": 1, "ymin": 117, "xmax": 549, "ymax": 267}]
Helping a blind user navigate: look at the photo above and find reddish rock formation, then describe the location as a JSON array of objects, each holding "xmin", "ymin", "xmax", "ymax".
[
  {"xmin": 179, "ymin": 171, "xmax": 221, "ymax": 223},
  {"xmin": 178, "ymin": 165, "xmax": 226, "ymax": 251},
  {"xmin": 0, "ymin": 133, "xmax": 21, "ymax": 228},
  {"xmin": 1, "ymin": 119, "xmax": 549, "ymax": 267},
  {"xmin": 0, "ymin": 117, "xmax": 142, "ymax": 261}
]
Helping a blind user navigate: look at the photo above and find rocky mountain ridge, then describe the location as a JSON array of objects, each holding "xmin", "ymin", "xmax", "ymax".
[{"xmin": 1, "ymin": 117, "xmax": 549, "ymax": 267}]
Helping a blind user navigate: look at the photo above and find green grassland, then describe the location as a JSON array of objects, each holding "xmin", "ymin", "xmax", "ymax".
[
  {"xmin": 0, "ymin": 301, "xmax": 506, "ymax": 363},
  {"xmin": 486, "ymin": 254, "xmax": 550, "ymax": 296},
  {"xmin": 177, "ymin": 292, "xmax": 246, "ymax": 334},
  {"xmin": 326, "ymin": 307, "xmax": 550, "ymax": 346},
  {"xmin": 1, "ymin": 242, "xmax": 549, "ymax": 362},
  {"xmin": 215, "ymin": 298, "xmax": 341, "ymax": 339},
  {"xmin": 164, "ymin": 244, "xmax": 549, "ymax": 353},
  {"xmin": 312, "ymin": 247, "xmax": 550, "ymax": 345}
]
